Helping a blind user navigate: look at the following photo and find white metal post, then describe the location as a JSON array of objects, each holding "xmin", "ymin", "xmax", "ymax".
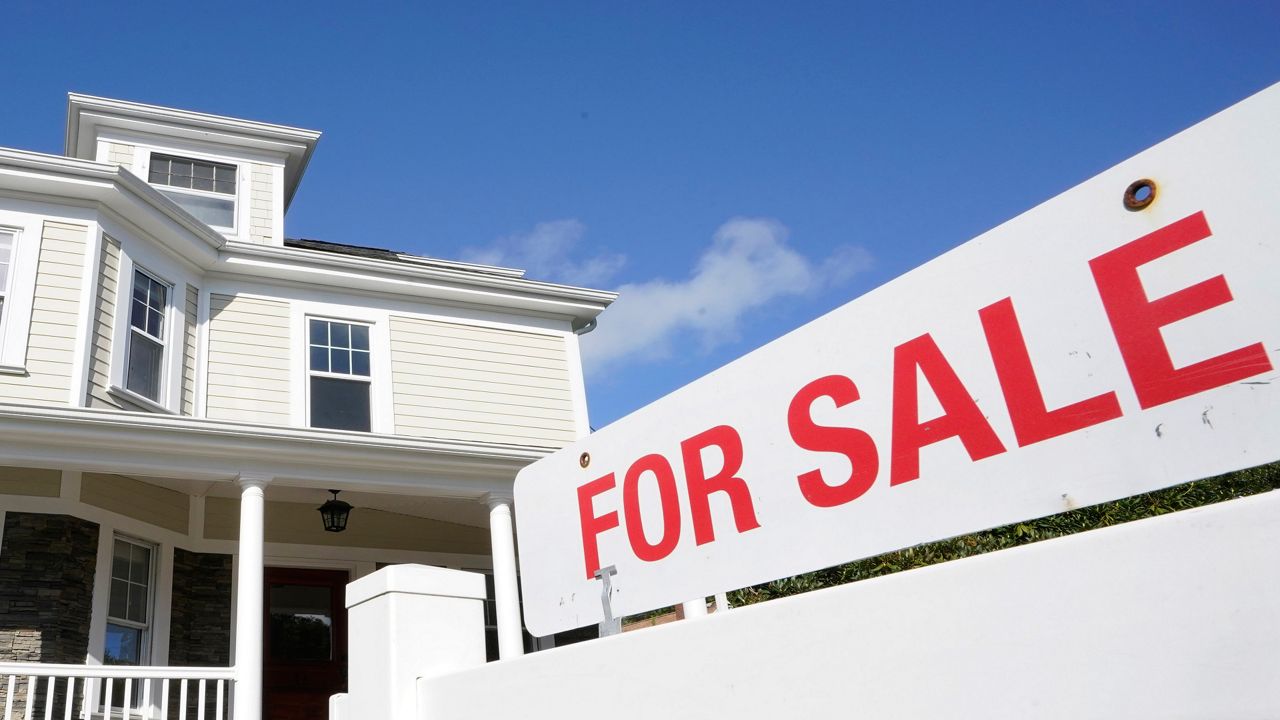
[
  {"xmin": 233, "ymin": 473, "xmax": 270, "ymax": 720},
  {"xmin": 485, "ymin": 493, "xmax": 524, "ymax": 659}
]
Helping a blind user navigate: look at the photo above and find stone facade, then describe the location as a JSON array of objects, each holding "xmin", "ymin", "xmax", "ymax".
[
  {"xmin": 0, "ymin": 512, "xmax": 99, "ymax": 663},
  {"xmin": 168, "ymin": 548, "xmax": 233, "ymax": 666}
]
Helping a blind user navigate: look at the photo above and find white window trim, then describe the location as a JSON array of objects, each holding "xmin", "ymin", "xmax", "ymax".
[
  {"xmin": 105, "ymin": 534, "xmax": 158, "ymax": 666},
  {"xmin": 290, "ymin": 302, "xmax": 393, "ymax": 433},
  {"xmin": 108, "ymin": 243, "xmax": 189, "ymax": 413},
  {"xmin": 305, "ymin": 315, "xmax": 376, "ymax": 433},
  {"xmin": 0, "ymin": 211, "xmax": 45, "ymax": 372}
]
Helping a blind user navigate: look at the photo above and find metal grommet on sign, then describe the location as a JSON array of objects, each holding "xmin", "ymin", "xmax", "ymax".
[
  {"xmin": 1123, "ymin": 178, "xmax": 1156, "ymax": 210},
  {"xmin": 579, "ymin": 452, "xmax": 591, "ymax": 468}
]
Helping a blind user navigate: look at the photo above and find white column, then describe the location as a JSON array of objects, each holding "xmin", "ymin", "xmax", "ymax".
[
  {"xmin": 233, "ymin": 473, "xmax": 271, "ymax": 720},
  {"xmin": 484, "ymin": 492, "xmax": 524, "ymax": 659}
]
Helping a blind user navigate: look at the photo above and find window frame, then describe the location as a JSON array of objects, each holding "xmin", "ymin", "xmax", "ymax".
[
  {"xmin": 108, "ymin": 237, "xmax": 190, "ymax": 415},
  {"xmin": 123, "ymin": 267, "xmax": 173, "ymax": 406},
  {"xmin": 104, "ymin": 535, "xmax": 156, "ymax": 666},
  {"xmin": 0, "ymin": 210, "xmax": 47, "ymax": 374},
  {"xmin": 145, "ymin": 151, "xmax": 239, "ymax": 232},
  {"xmin": 306, "ymin": 316, "xmax": 375, "ymax": 432},
  {"xmin": 0, "ymin": 227, "xmax": 17, "ymax": 342}
]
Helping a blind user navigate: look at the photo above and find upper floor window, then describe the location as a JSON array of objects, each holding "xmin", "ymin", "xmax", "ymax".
[
  {"xmin": 126, "ymin": 269, "xmax": 168, "ymax": 402},
  {"xmin": 309, "ymin": 318, "xmax": 372, "ymax": 432},
  {"xmin": 0, "ymin": 229, "xmax": 13, "ymax": 324},
  {"xmin": 148, "ymin": 153, "xmax": 237, "ymax": 229}
]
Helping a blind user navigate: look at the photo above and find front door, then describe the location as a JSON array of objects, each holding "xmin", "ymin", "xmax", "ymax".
[{"xmin": 264, "ymin": 567, "xmax": 349, "ymax": 720}]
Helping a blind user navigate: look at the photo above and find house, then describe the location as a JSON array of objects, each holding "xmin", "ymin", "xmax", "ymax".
[{"xmin": 0, "ymin": 94, "xmax": 614, "ymax": 720}]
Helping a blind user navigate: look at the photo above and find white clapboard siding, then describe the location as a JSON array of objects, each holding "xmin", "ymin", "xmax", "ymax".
[
  {"xmin": 389, "ymin": 315, "xmax": 578, "ymax": 447},
  {"xmin": 182, "ymin": 284, "xmax": 198, "ymax": 415},
  {"xmin": 248, "ymin": 163, "xmax": 274, "ymax": 245},
  {"xmin": 205, "ymin": 293, "xmax": 291, "ymax": 423},
  {"xmin": 0, "ymin": 221, "xmax": 86, "ymax": 404},
  {"xmin": 84, "ymin": 234, "xmax": 146, "ymax": 412}
]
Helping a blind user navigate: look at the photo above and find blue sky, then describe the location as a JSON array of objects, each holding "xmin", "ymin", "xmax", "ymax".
[{"xmin": 6, "ymin": 1, "xmax": 1279, "ymax": 427}]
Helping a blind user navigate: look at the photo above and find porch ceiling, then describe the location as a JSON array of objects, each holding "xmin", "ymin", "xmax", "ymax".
[{"xmin": 0, "ymin": 404, "xmax": 551, "ymax": 500}]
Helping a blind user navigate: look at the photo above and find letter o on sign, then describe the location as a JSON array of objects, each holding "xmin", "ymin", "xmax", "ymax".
[{"xmin": 622, "ymin": 453, "xmax": 682, "ymax": 562}]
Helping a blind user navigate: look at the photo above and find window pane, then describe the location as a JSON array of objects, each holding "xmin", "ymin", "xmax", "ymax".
[
  {"xmin": 350, "ymin": 324, "xmax": 369, "ymax": 350},
  {"xmin": 108, "ymin": 579, "xmax": 129, "ymax": 619},
  {"xmin": 194, "ymin": 164, "xmax": 214, "ymax": 179},
  {"xmin": 309, "ymin": 319, "xmax": 327, "ymax": 345},
  {"xmin": 146, "ymin": 308, "xmax": 164, "ymax": 338},
  {"xmin": 351, "ymin": 350, "xmax": 370, "ymax": 377},
  {"xmin": 213, "ymin": 179, "xmax": 236, "ymax": 195},
  {"xmin": 310, "ymin": 376, "xmax": 371, "ymax": 432},
  {"xmin": 129, "ymin": 544, "xmax": 151, "ymax": 584},
  {"xmin": 269, "ymin": 584, "xmax": 334, "ymax": 661},
  {"xmin": 331, "ymin": 322, "xmax": 349, "ymax": 348},
  {"xmin": 310, "ymin": 346, "xmax": 329, "ymax": 372},
  {"xmin": 127, "ymin": 582, "xmax": 148, "ymax": 624},
  {"xmin": 112, "ymin": 539, "xmax": 131, "ymax": 579},
  {"xmin": 330, "ymin": 348, "xmax": 350, "ymax": 374},
  {"xmin": 127, "ymin": 333, "xmax": 163, "ymax": 401},
  {"xmin": 215, "ymin": 165, "xmax": 236, "ymax": 184},
  {"xmin": 148, "ymin": 279, "xmax": 167, "ymax": 311},
  {"xmin": 158, "ymin": 189, "xmax": 235, "ymax": 227},
  {"xmin": 105, "ymin": 624, "xmax": 142, "ymax": 665},
  {"xmin": 193, "ymin": 175, "xmax": 214, "ymax": 192}
]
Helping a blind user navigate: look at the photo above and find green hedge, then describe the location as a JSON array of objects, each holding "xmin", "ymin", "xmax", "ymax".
[{"xmin": 727, "ymin": 462, "xmax": 1280, "ymax": 607}]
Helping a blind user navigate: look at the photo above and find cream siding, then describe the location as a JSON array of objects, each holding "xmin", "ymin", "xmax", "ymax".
[
  {"xmin": 206, "ymin": 293, "xmax": 291, "ymax": 423},
  {"xmin": 0, "ymin": 221, "xmax": 86, "ymax": 404},
  {"xmin": 80, "ymin": 473, "xmax": 189, "ymax": 534},
  {"xmin": 389, "ymin": 316, "xmax": 578, "ymax": 446},
  {"xmin": 0, "ymin": 466, "xmax": 61, "ymax": 497},
  {"xmin": 181, "ymin": 284, "xmax": 198, "ymax": 415},
  {"xmin": 106, "ymin": 142, "xmax": 134, "ymax": 168},
  {"xmin": 248, "ymin": 164, "xmax": 274, "ymax": 245},
  {"xmin": 204, "ymin": 497, "xmax": 489, "ymax": 554},
  {"xmin": 84, "ymin": 234, "xmax": 148, "ymax": 411}
]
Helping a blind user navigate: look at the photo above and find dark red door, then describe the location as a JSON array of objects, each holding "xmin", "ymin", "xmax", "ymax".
[{"xmin": 264, "ymin": 567, "xmax": 349, "ymax": 720}]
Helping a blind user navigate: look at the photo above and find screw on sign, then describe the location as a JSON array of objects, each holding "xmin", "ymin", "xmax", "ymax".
[{"xmin": 575, "ymin": 209, "xmax": 1273, "ymax": 580}]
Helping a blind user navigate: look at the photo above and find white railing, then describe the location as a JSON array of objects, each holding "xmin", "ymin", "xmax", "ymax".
[{"xmin": 0, "ymin": 664, "xmax": 234, "ymax": 720}]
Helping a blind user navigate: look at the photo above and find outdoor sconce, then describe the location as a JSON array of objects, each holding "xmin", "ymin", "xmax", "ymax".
[{"xmin": 319, "ymin": 489, "xmax": 353, "ymax": 532}]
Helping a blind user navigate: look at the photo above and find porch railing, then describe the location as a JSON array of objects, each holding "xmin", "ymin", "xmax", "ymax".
[{"xmin": 0, "ymin": 663, "xmax": 234, "ymax": 720}]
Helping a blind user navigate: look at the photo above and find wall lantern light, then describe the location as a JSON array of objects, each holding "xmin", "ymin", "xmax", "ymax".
[{"xmin": 319, "ymin": 489, "xmax": 353, "ymax": 532}]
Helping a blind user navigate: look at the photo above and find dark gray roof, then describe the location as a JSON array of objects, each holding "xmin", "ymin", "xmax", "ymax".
[{"xmin": 285, "ymin": 237, "xmax": 404, "ymax": 262}]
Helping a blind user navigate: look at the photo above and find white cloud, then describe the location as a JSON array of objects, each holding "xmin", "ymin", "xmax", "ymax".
[
  {"xmin": 580, "ymin": 217, "xmax": 872, "ymax": 374},
  {"xmin": 462, "ymin": 219, "xmax": 625, "ymax": 287}
]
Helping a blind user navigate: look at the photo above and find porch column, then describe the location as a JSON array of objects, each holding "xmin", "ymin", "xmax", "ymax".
[
  {"xmin": 484, "ymin": 492, "xmax": 524, "ymax": 659},
  {"xmin": 234, "ymin": 473, "xmax": 271, "ymax": 720}
]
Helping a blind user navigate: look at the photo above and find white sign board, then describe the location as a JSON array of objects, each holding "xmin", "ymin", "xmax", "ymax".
[{"xmin": 515, "ymin": 82, "xmax": 1280, "ymax": 637}]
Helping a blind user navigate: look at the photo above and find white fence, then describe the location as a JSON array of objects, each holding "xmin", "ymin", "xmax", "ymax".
[
  {"xmin": 338, "ymin": 490, "xmax": 1280, "ymax": 720},
  {"xmin": 0, "ymin": 664, "xmax": 233, "ymax": 720}
]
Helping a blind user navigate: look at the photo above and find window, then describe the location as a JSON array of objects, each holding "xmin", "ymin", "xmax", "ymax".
[
  {"xmin": 148, "ymin": 153, "xmax": 237, "ymax": 228},
  {"xmin": 126, "ymin": 269, "xmax": 168, "ymax": 402},
  {"xmin": 106, "ymin": 538, "xmax": 153, "ymax": 666},
  {"xmin": 308, "ymin": 318, "xmax": 372, "ymax": 431},
  {"xmin": 0, "ymin": 229, "xmax": 13, "ymax": 325}
]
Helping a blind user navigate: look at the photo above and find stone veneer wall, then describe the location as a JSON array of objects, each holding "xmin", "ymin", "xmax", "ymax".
[
  {"xmin": 0, "ymin": 512, "xmax": 99, "ymax": 663},
  {"xmin": 168, "ymin": 548, "xmax": 233, "ymax": 666}
]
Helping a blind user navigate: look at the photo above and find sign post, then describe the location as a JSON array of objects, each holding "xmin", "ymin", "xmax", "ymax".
[{"xmin": 515, "ymin": 82, "xmax": 1280, "ymax": 638}]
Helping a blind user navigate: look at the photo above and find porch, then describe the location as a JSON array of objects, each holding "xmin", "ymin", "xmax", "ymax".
[{"xmin": 0, "ymin": 405, "xmax": 546, "ymax": 720}]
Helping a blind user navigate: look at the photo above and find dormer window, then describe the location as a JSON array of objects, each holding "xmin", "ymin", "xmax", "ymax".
[{"xmin": 148, "ymin": 153, "xmax": 237, "ymax": 229}]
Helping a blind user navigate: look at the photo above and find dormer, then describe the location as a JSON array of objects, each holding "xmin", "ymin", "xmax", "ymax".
[{"xmin": 64, "ymin": 94, "xmax": 320, "ymax": 246}]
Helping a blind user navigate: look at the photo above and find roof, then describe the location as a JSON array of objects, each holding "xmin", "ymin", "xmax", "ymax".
[
  {"xmin": 284, "ymin": 237, "xmax": 527, "ymax": 279},
  {"xmin": 65, "ymin": 93, "xmax": 321, "ymax": 209}
]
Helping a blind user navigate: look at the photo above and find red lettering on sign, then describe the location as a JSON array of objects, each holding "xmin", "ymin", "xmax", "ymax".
[
  {"xmin": 979, "ymin": 297, "xmax": 1122, "ymax": 446},
  {"xmin": 681, "ymin": 425, "xmax": 760, "ymax": 546},
  {"xmin": 622, "ymin": 454, "xmax": 683, "ymax": 562},
  {"xmin": 577, "ymin": 474, "xmax": 619, "ymax": 579},
  {"xmin": 788, "ymin": 374, "xmax": 880, "ymax": 507},
  {"xmin": 1090, "ymin": 211, "xmax": 1273, "ymax": 409},
  {"xmin": 890, "ymin": 333, "xmax": 1006, "ymax": 485}
]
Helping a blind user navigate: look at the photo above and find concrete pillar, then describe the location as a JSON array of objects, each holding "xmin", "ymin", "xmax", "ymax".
[
  {"xmin": 233, "ymin": 473, "xmax": 270, "ymax": 720},
  {"xmin": 485, "ymin": 492, "xmax": 525, "ymax": 659},
  {"xmin": 346, "ymin": 565, "xmax": 487, "ymax": 720}
]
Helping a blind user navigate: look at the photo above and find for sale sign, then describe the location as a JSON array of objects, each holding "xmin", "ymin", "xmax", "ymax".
[{"xmin": 515, "ymin": 82, "xmax": 1280, "ymax": 637}]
